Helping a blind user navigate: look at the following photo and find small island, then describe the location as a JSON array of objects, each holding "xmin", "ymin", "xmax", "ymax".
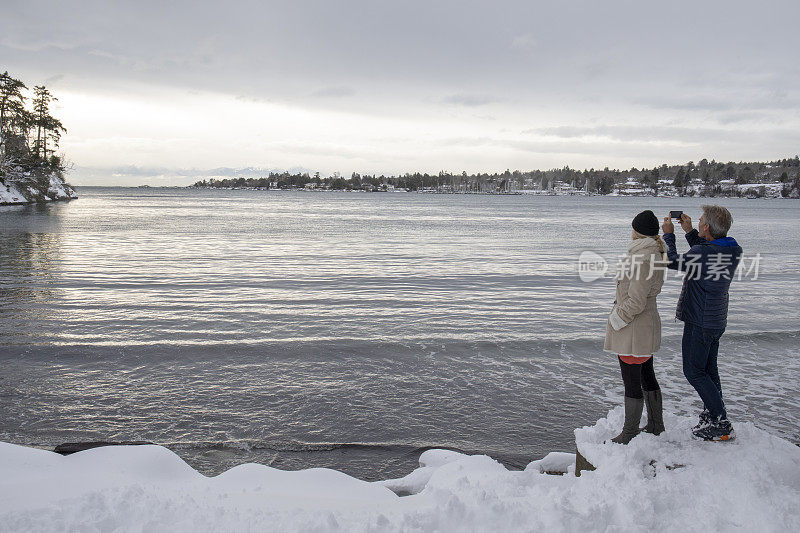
[{"xmin": 0, "ymin": 70, "xmax": 76, "ymax": 206}]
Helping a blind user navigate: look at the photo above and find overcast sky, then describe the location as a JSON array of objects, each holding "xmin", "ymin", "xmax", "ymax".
[{"xmin": 3, "ymin": 0, "xmax": 799, "ymax": 185}]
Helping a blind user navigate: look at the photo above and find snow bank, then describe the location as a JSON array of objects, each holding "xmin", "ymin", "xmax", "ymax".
[
  {"xmin": 573, "ymin": 409, "xmax": 800, "ymax": 531},
  {"xmin": 46, "ymin": 172, "xmax": 78, "ymax": 200},
  {"xmin": 2, "ymin": 410, "xmax": 798, "ymax": 532},
  {"xmin": 0, "ymin": 181, "xmax": 27, "ymax": 205}
]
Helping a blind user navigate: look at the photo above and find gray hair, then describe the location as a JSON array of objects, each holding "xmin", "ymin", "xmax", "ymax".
[{"xmin": 701, "ymin": 205, "xmax": 733, "ymax": 238}]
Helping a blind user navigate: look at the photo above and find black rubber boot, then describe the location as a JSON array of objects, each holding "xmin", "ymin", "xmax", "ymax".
[
  {"xmin": 611, "ymin": 397, "xmax": 644, "ymax": 444},
  {"xmin": 640, "ymin": 390, "xmax": 665, "ymax": 435}
]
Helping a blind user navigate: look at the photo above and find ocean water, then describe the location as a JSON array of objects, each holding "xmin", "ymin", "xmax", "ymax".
[{"xmin": 1, "ymin": 188, "xmax": 798, "ymax": 480}]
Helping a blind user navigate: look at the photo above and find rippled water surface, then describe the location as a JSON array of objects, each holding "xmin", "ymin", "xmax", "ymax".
[{"xmin": 1, "ymin": 188, "xmax": 798, "ymax": 479}]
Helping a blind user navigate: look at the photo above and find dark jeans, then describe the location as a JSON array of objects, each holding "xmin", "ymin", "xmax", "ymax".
[
  {"xmin": 682, "ymin": 322, "xmax": 726, "ymax": 420},
  {"xmin": 618, "ymin": 357, "xmax": 660, "ymax": 399}
]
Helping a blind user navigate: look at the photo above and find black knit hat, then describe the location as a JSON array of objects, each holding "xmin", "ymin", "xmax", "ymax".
[{"xmin": 632, "ymin": 210, "xmax": 659, "ymax": 236}]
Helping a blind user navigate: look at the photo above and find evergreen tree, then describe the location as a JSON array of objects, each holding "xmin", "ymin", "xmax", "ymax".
[
  {"xmin": 32, "ymin": 85, "xmax": 65, "ymax": 162},
  {"xmin": 643, "ymin": 168, "xmax": 659, "ymax": 194},
  {"xmin": 596, "ymin": 175, "xmax": 613, "ymax": 194},
  {"xmin": 673, "ymin": 167, "xmax": 686, "ymax": 189},
  {"xmin": 0, "ymin": 71, "xmax": 26, "ymax": 135},
  {"xmin": 0, "ymin": 71, "xmax": 28, "ymax": 161}
]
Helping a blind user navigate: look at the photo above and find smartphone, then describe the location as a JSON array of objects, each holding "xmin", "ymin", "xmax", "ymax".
[{"xmin": 670, "ymin": 210, "xmax": 683, "ymax": 219}]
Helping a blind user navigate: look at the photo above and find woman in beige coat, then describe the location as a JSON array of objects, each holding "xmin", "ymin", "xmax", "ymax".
[{"xmin": 604, "ymin": 210, "xmax": 667, "ymax": 444}]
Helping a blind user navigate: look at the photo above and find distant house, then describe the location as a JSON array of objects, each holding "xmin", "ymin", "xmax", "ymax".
[
  {"xmin": 658, "ymin": 178, "xmax": 677, "ymax": 197},
  {"xmin": 615, "ymin": 176, "xmax": 650, "ymax": 196},
  {"xmin": 552, "ymin": 181, "xmax": 575, "ymax": 194},
  {"xmin": 718, "ymin": 179, "xmax": 736, "ymax": 195}
]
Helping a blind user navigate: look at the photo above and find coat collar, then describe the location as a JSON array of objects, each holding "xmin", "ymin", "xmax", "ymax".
[{"xmin": 627, "ymin": 236, "xmax": 661, "ymax": 255}]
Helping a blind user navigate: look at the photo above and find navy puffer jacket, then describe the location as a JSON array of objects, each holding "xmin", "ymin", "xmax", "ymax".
[{"xmin": 664, "ymin": 229, "xmax": 743, "ymax": 329}]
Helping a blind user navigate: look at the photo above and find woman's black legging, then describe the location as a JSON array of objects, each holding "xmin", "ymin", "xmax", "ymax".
[{"xmin": 619, "ymin": 357, "xmax": 660, "ymax": 399}]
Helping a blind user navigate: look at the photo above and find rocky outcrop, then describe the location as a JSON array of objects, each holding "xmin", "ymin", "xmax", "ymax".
[{"xmin": 0, "ymin": 168, "xmax": 77, "ymax": 205}]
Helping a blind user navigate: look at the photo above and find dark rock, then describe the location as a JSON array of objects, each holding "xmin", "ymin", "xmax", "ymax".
[
  {"xmin": 575, "ymin": 449, "xmax": 595, "ymax": 477},
  {"xmin": 53, "ymin": 441, "xmax": 154, "ymax": 455}
]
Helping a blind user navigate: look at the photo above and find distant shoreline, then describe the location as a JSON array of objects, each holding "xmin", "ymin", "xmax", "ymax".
[{"xmin": 64, "ymin": 184, "xmax": 800, "ymax": 200}]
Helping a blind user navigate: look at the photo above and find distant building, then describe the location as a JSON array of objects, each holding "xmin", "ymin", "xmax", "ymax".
[{"xmin": 615, "ymin": 176, "xmax": 650, "ymax": 196}]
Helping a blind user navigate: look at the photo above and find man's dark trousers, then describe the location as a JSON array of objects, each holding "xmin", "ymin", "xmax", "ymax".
[{"xmin": 682, "ymin": 322, "xmax": 727, "ymax": 420}]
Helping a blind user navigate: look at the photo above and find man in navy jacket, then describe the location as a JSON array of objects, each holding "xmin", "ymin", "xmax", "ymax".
[{"xmin": 662, "ymin": 205, "xmax": 742, "ymax": 441}]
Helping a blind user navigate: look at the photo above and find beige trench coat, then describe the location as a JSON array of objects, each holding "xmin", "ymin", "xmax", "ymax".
[{"xmin": 604, "ymin": 237, "xmax": 666, "ymax": 356}]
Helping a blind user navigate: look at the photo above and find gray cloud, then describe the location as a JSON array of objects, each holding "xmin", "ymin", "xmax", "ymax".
[
  {"xmin": 631, "ymin": 95, "xmax": 734, "ymax": 112},
  {"xmin": 524, "ymin": 124, "xmax": 800, "ymax": 154},
  {"xmin": 309, "ymin": 86, "xmax": 357, "ymax": 99},
  {"xmin": 631, "ymin": 92, "xmax": 800, "ymax": 113},
  {"xmin": 510, "ymin": 34, "xmax": 537, "ymax": 52},
  {"xmin": 4, "ymin": 1, "xmax": 796, "ymax": 103},
  {"xmin": 442, "ymin": 124, "xmax": 800, "ymax": 162},
  {"xmin": 442, "ymin": 94, "xmax": 502, "ymax": 107},
  {"xmin": 43, "ymin": 73, "xmax": 64, "ymax": 85},
  {"xmin": 715, "ymin": 111, "xmax": 785, "ymax": 126},
  {"xmin": 527, "ymin": 125, "xmax": 739, "ymax": 144}
]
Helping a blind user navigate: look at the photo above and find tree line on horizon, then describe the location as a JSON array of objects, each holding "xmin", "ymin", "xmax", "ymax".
[
  {"xmin": 0, "ymin": 70, "xmax": 66, "ymax": 188},
  {"xmin": 193, "ymin": 156, "xmax": 800, "ymax": 197}
]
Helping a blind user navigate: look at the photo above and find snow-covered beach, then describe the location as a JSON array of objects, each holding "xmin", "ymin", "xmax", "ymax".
[{"xmin": 2, "ymin": 410, "xmax": 798, "ymax": 532}]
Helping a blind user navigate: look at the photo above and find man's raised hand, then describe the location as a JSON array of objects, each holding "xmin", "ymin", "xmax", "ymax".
[
  {"xmin": 662, "ymin": 215, "xmax": 674, "ymax": 234},
  {"xmin": 680, "ymin": 213, "xmax": 693, "ymax": 233}
]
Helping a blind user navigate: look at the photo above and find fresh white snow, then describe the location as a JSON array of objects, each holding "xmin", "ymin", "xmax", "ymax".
[
  {"xmin": 0, "ymin": 181, "xmax": 27, "ymax": 205},
  {"xmin": 0, "ymin": 173, "xmax": 76, "ymax": 205},
  {"xmin": 1, "ymin": 410, "xmax": 798, "ymax": 532}
]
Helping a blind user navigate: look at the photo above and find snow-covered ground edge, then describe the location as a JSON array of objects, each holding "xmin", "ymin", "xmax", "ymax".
[
  {"xmin": 1, "ymin": 410, "xmax": 798, "ymax": 532},
  {"xmin": 0, "ymin": 172, "xmax": 77, "ymax": 205}
]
